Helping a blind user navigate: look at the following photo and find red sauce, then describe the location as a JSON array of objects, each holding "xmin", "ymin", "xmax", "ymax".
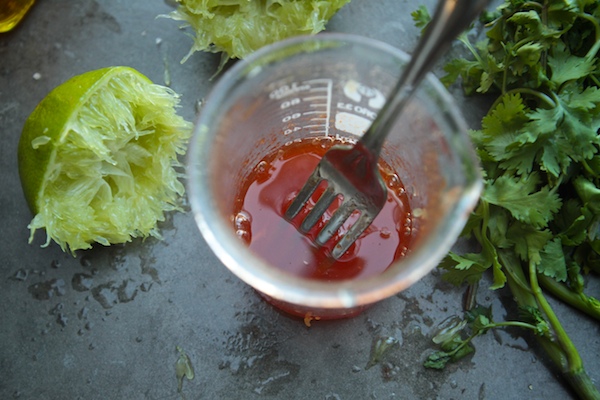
[{"xmin": 233, "ymin": 136, "xmax": 413, "ymax": 282}]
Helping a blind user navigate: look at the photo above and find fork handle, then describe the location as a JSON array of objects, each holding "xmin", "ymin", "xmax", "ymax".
[{"xmin": 359, "ymin": 0, "xmax": 491, "ymax": 155}]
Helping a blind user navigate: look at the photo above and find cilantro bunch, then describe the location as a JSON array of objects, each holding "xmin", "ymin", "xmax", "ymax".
[{"xmin": 414, "ymin": 1, "xmax": 600, "ymax": 398}]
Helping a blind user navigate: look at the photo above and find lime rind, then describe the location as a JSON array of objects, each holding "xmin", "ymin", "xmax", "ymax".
[{"xmin": 24, "ymin": 69, "xmax": 192, "ymax": 253}]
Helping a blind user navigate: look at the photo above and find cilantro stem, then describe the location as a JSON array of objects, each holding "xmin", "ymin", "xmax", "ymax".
[
  {"xmin": 537, "ymin": 274, "xmax": 600, "ymax": 321},
  {"xmin": 500, "ymin": 251, "xmax": 600, "ymax": 399},
  {"xmin": 447, "ymin": 331, "xmax": 479, "ymax": 358},
  {"xmin": 499, "ymin": 254, "xmax": 532, "ymax": 293},
  {"xmin": 433, "ymin": 0, "xmax": 600, "ymax": 396},
  {"xmin": 528, "ymin": 259, "xmax": 583, "ymax": 372},
  {"xmin": 507, "ymin": 88, "xmax": 556, "ymax": 108},
  {"xmin": 581, "ymin": 13, "xmax": 600, "ymax": 60},
  {"xmin": 498, "ymin": 250, "xmax": 543, "ymax": 312},
  {"xmin": 581, "ymin": 159, "xmax": 597, "ymax": 178},
  {"xmin": 491, "ymin": 320, "xmax": 541, "ymax": 331},
  {"xmin": 522, "ymin": 2, "xmax": 543, "ymax": 12},
  {"xmin": 489, "ymin": 88, "xmax": 556, "ymax": 112},
  {"xmin": 540, "ymin": 0, "xmax": 549, "ymax": 77},
  {"xmin": 458, "ymin": 34, "xmax": 485, "ymax": 66},
  {"xmin": 501, "ymin": 52, "xmax": 510, "ymax": 94},
  {"xmin": 526, "ymin": 262, "xmax": 600, "ymax": 399}
]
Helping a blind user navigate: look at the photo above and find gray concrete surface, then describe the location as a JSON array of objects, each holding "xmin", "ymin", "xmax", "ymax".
[{"xmin": 1, "ymin": 1, "xmax": 598, "ymax": 399}]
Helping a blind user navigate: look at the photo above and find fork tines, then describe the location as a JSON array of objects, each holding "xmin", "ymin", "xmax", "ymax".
[{"xmin": 284, "ymin": 171, "xmax": 378, "ymax": 260}]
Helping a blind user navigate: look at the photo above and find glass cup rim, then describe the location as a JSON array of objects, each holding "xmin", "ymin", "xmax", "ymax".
[{"xmin": 188, "ymin": 32, "xmax": 482, "ymax": 310}]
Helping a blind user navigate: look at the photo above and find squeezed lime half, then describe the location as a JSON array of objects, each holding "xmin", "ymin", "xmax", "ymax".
[{"xmin": 18, "ymin": 66, "xmax": 192, "ymax": 253}]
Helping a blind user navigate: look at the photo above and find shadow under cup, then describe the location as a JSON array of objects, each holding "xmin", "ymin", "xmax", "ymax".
[{"xmin": 188, "ymin": 33, "xmax": 482, "ymax": 319}]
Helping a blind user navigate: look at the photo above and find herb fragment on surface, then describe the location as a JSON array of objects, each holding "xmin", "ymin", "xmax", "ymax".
[
  {"xmin": 161, "ymin": 0, "xmax": 351, "ymax": 68},
  {"xmin": 175, "ymin": 345, "xmax": 195, "ymax": 396},
  {"xmin": 424, "ymin": 306, "xmax": 548, "ymax": 370},
  {"xmin": 415, "ymin": 1, "xmax": 600, "ymax": 398},
  {"xmin": 365, "ymin": 336, "xmax": 400, "ymax": 370}
]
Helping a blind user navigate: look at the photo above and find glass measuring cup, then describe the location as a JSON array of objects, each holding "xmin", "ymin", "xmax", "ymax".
[{"xmin": 188, "ymin": 33, "xmax": 482, "ymax": 319}]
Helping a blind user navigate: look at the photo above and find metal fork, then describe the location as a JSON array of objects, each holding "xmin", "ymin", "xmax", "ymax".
[{"xmin": 284, "ymin": 0, "xmax": 490, "ymax": 259}]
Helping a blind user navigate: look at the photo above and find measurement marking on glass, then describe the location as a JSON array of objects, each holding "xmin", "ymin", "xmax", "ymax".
[
  {"xmin": 324, "ymin": 79, "xmax": 332, "ymax": 136},
  {"xmin": 302, "ymin": 95, "xmax": 328, "ymax": 101},
  {"xmin": 303, "ymin": 78, "xmax": 332, "ymax": 84},
  {"xmin": 300, "ymin": 79, "xmax": 332, "ymax": 136}
]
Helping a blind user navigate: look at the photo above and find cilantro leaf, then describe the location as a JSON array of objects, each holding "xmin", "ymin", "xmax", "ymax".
[
  {"xmin": 518, "ymin": 306, "xmax": 550, "ymax": 336},
  {"xmin": 439, "ymin": 252, "xmax": 489, "ymax": 286},
  {"xmin": 421, "ymin": 0, "xmax": 600, "ymax": 395},
  {"xmin": 423, "ymin": 351, "xmax": 453, "ymax": 369},
  {"xmin": 537, "ymin": 237, "xmax": 568, "ymax": 282},
  {"xmin": 549, "ymin": 41, "xmax": 597, "ymax": 88},
  {"xmin": 483, "ymin": 173, "xmax": 562, "ymax": 228},
  {"xmin": 554, "ymin": 198, "xmax": 593, "ymax": 246},
  {"xmin": 508, "ymin": 222, "xmax": 553, "ymax": 265},
  {"xmin": 410, "ymin": 5, "xmax": 430, "ymax": 31}
]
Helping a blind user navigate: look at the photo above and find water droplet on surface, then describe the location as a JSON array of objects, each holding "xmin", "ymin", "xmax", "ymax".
[
  {"xmin": 51, "ymin": 260, "xmax": 61, "ymax": 269},
  {"xmin": 194, "ymin": 98, "xmax": 203, "ymax": 114},
  {"xmin": 78, "ymin": 307, "xmax": 89, "ymax": 320},
  {"xmin": 11, "ymin": 269, "xmax": 29, "ymax": 281},
  {"xmin": 72, "ymin": 273, "xmax": 94, "ymax": 292},
  {"xmin": 140, "ymin": 256, "xmax": 161, "ymax": 284},
  {"xmin": 56, "ymin": 313, "xmax": 68, "ymax": 327},
  {"xmin": 80, "ymin": 256, "xmax": 92, "ymax": 268},
  {"xmin": 117, "ymin": 280, "xmax": 138, "ymax": 303},
  {"xmin": 91, "ymin": 282, "xmax": 119, "ymax": 309},
  {"xmin": 140, "ymin": 282, "xmax": 152, "ymax": 292},
  {"xmin": 49, "ymin": 303, "xmax": 64, "ymax": 315},
  {"xmin": 28, "ymin": 278, "xmax": 66, "ymax": 300}
]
